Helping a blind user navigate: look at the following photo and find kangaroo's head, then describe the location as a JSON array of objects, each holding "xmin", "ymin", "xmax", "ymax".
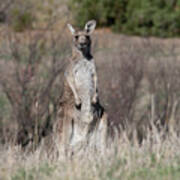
[{"xmin": 67, "ymin": 20, "xmax": 96, "ymax": 58}]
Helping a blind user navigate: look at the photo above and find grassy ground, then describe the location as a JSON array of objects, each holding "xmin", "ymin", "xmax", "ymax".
[{"xmin": 1, "ymin": 129, "xmax": 180, "ymax": 180}]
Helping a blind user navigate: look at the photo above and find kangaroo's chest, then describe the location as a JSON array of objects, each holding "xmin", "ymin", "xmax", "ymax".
[{"xmin": 73, "ymin": 59, "xmax": 95, "ymax": 90}]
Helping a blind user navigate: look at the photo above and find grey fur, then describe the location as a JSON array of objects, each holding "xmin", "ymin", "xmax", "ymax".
[{"xmin": 61, "ymin": 20, "xmax": 108, "ymax": 157}]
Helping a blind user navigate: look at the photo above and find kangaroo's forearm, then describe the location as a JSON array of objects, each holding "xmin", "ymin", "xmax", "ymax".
[
  {"xmin": 93, "ymin": 73, "xmax": 98, "ymax": 103},
  {"xmin": 66, "ymin": 75, "xmax": 80, "ymax": 105}
]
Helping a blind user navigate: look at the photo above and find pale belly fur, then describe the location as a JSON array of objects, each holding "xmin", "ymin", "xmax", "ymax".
[{"xmin": 73, "ymin": 59, "xmax": 95, "ymax": 99}]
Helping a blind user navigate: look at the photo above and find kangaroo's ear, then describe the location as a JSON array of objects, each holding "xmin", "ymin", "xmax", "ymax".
[
  {"xmin": 84, "ymin": 20, "xmax": 96, "ymax": 34},
  {"xmin": 67, "ymin": 24, "xmax": 76, "ymax": 35}
]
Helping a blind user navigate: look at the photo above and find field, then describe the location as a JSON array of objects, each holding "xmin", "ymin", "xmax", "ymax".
[
  {"xmin": 0, "ymin": 28, "xmax": 180, "ymax": 179},
  {"xmin": 1, "ymin": 1, "xmax": 180, "ymax": 179}
]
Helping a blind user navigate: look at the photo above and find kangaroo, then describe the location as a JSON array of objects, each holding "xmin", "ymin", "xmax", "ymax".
[
  {"xmin": 59, "ymin": 20, "xmax": 107, "ymax": 156},
  {"xmin": 66, "ymin": 20, "xmax": 99, "ymax": 123}
]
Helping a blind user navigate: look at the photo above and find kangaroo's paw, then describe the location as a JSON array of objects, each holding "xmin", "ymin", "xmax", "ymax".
[
  {"xmin": 75, "ymin": 98, "xmax": 81, "ymax": 110},
  {"xmin": 92, "ymin": 94, "xmax": 99, "ymax": 105},
  {"xmin": 75, "ymin": 103, "xmax": 81, "ymax": 110}
]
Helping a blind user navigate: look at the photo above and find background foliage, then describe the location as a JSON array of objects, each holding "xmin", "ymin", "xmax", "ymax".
[{"xmin": 69, "ymin": 0, "xmax": 180, "ymax": 37}]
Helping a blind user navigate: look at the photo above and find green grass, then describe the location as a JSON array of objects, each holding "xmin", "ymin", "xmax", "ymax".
[
  {"xmin": 127, "ymin": 166, "xmax": 180, "ymax": 180},
  {"xmin": 12, "ymin": 163, "xmax": 55, "ymax": 180},
  {"xmin": 9, "ymin": 155, "xmax": 180, "ymax": 180},
  {"xmin": 0, "ymin": 94, "xmax": 10, "ymax": 118}
]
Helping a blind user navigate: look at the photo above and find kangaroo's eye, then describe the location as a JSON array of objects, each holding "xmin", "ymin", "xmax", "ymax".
[
  {"xmin": 86, "ymin": 35, "xmax": 90, "ymax": 40},
  {"xmin": 74, "ymin": 35, "xmax": 79, "ymax": 40}
]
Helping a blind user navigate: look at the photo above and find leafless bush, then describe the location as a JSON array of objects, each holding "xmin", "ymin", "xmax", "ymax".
[
  {"xmin": 97, "ymin": 42, "xmax": 146, "ymax": 136},
  {"xmin": 145, "ymin": 42, "xmax": 180, "ymax": 132},
  {"xmin": 0, "ymin": 22, "xmax": 70, "ymax": 147},
  {"xmin": 0, "ymin": 0, "xmax": 14, "ymax": 23},
  {"xmin": 96, "ymin": 35, "xmax": 180, "ymax": 140}
]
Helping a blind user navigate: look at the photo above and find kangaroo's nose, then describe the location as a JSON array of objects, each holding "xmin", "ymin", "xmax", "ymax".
[
  {"xmin": 79, "ymin": 36, "xmax": 86, "ymax": 42},
  {"xmin": 80, "ymin": 42, "xmax": 86, "ymax": 46}
]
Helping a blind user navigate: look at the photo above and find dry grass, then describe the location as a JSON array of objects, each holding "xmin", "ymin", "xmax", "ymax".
[{"xmin": 1, "ymin": 128, "xmax": 180, "ymax": 180}]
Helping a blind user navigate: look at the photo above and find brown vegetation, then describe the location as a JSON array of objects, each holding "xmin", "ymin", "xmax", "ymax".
[
  {"xmin": 0, "ymin": 25, "xmax": 71, "ymax": 147},
  {"xmin": 95, "ymin": 33, "xmax": 180, "ymax": 138},
  {"xmin": 1, "ymin": 22, "xmax": 180, "ymax": 146},
  {"xmin": 1, "ymin": 23, "xmax": 180, "ymax": 149},
  {"xmin": 0, "ymin": 1, "xmax": 180, "ymax": 149}
]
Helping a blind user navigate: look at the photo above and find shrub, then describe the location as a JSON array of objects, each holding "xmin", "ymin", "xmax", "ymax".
[
  {"xmin": 122, "ymin": 0, "xmax": 180, "ymax": 37},
  {"xmin": 11, "ymin": 9, "xmax": 35, "ymax": 32},
  {"xmin": 69, "ymin": 0, "xmax": 127, "ymax": 28},
  {"xmin": 5, "ymin": 0, "xmax": 36, "ymax": 32},
  {"xmin": 70, "ymin": 0, "xmax": 180, "ymax": 37},
  {"xmin": 0, "ymin": 24, "xmax": 70, "ymax": 147}
]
